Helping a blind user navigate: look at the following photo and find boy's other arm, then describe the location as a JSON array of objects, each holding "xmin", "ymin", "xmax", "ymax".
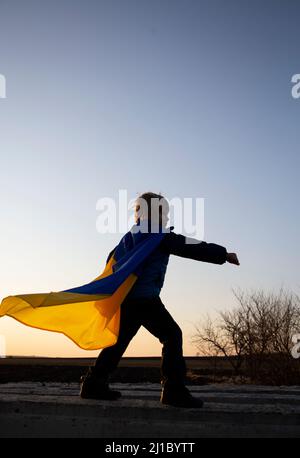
[
  {"xmin": 106, "ymin": 245, "xmax": 117, "ymax": 264},
  {"xmin": 160, "ymin": 232, "xmax": 238, "ymax": 265}
]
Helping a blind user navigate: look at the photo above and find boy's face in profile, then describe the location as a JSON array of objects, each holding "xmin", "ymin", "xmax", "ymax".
[
  {"xmin": 135, "ymin": 197, "xmax": 169, "ymax": 230},
  {"xmin": 158, "ymin": 201, "xmax": 169, "ymax": 227}
]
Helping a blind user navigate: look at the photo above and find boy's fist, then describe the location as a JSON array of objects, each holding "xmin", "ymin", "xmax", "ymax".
[{"xmin": 226, "ymin": 252, "xmax": 240, "ymax": 265}]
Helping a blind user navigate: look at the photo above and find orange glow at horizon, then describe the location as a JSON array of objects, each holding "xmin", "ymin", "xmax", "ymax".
[{"xmin": 0, "ymin": 316, "xmax": 198, "ymax": 358}]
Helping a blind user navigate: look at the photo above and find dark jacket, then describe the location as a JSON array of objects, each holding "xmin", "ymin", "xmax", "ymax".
[{"xmin": 107, "ymin": 228, "xmax": 227, "ymax": 299}]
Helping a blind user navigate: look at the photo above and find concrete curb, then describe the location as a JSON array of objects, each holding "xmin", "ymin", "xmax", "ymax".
[{"xmin": 1, "ymin": 383, "xmax": 300, "ymax": 437}]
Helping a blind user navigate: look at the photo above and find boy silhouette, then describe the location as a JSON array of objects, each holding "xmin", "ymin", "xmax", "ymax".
[{"xmin": 80, "ymin": 192, "xmax": 239, "ymax": 408}]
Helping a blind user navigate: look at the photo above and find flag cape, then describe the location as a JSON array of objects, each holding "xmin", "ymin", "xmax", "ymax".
[{"xmin": 0, "ymin": 223, "xmax": 168, "ymax": 350}]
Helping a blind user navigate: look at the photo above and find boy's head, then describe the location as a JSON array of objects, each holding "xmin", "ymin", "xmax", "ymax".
[{"xmin": 134, "ymin": 192, "xmax": 169, "ymax": 229}]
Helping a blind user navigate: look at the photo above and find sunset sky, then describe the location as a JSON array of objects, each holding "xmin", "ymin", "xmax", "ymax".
[{"xmin": 0, "ymin": 0, "xmax": 299, "ymax": 357}]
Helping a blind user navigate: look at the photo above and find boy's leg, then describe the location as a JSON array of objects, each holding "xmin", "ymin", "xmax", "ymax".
[
  {"xmin": 141, "ymin": 296, "xmax": 203, "ymax": 408},
  {"xmin": 93, "ymin": 297, "xmax": 142, "ymax": 379},
  {"xmin": 80, "ymin": 297, "xmax": 142, "ymax": 399},
  {"xmin": 140, "ymin": 296, "xmax": 186, "ymax": 386}
]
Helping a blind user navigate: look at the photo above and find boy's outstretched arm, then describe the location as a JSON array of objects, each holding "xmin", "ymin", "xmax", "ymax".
[{"xmin": 160, "ymin": 231, "xmax": 240, "ymax": 266}]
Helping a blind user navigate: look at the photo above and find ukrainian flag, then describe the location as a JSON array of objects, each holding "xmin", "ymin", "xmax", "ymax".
[{"xmin": 0, "ymin": 224, "xmax": 166, "ymax": 350}]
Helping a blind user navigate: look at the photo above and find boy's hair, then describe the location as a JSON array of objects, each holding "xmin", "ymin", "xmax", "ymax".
[{"xmin": 134, "ymin": 192, "xmax": 169, "ymax": 224}]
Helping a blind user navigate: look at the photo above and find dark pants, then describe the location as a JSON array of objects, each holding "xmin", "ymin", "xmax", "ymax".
[{"xmin": 95, "ymin": 295, "xmax": 186, "ymax": 386}]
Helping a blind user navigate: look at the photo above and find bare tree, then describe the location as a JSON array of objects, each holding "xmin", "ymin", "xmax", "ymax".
[{"xmin": 193, "ymin": 289, "xmax": 300, "ymax": 384}]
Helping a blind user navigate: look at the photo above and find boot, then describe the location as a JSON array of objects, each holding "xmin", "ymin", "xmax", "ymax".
[
  {"xmin": 80, "ymin": 367, "xmax": 121, "ymax": 400},
  {"xmin": 160, "ymin": 381, "xmax": 203, "ymax": 408}
]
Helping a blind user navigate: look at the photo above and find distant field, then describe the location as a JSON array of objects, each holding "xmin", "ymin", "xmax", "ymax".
[
  {"xmin": 0, "ymin": 356, "xmax": 235, "ymax": 384},
  {"xmin": 0, "ymin": 356, "xmax": 229, "ymax": 368}
]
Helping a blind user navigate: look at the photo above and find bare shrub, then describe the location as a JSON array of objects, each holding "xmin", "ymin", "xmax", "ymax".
[{"xmin": 193, "ymin": 289, "xmax": 300, "ymax": 385}]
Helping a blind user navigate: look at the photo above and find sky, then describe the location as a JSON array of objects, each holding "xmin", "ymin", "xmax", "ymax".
[{"xmin": 0, "ymin": 0, "xmax": 299, "ymax": 357}]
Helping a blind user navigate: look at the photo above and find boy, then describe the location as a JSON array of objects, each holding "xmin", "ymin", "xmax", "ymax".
[{"xmin": 80, "ymin": 192, "xmax": 239, "ymax": 408}]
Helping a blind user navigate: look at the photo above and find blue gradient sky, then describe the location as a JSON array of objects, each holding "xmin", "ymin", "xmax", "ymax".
[{"xmin": 0, "ymin": 0, "xmax": 299, "ymax": 357}]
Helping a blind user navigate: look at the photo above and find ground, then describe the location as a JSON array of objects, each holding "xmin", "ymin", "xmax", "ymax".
[{"xmin": 1, "ymin": 382, "xmax": 300, "ymax": 438}]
